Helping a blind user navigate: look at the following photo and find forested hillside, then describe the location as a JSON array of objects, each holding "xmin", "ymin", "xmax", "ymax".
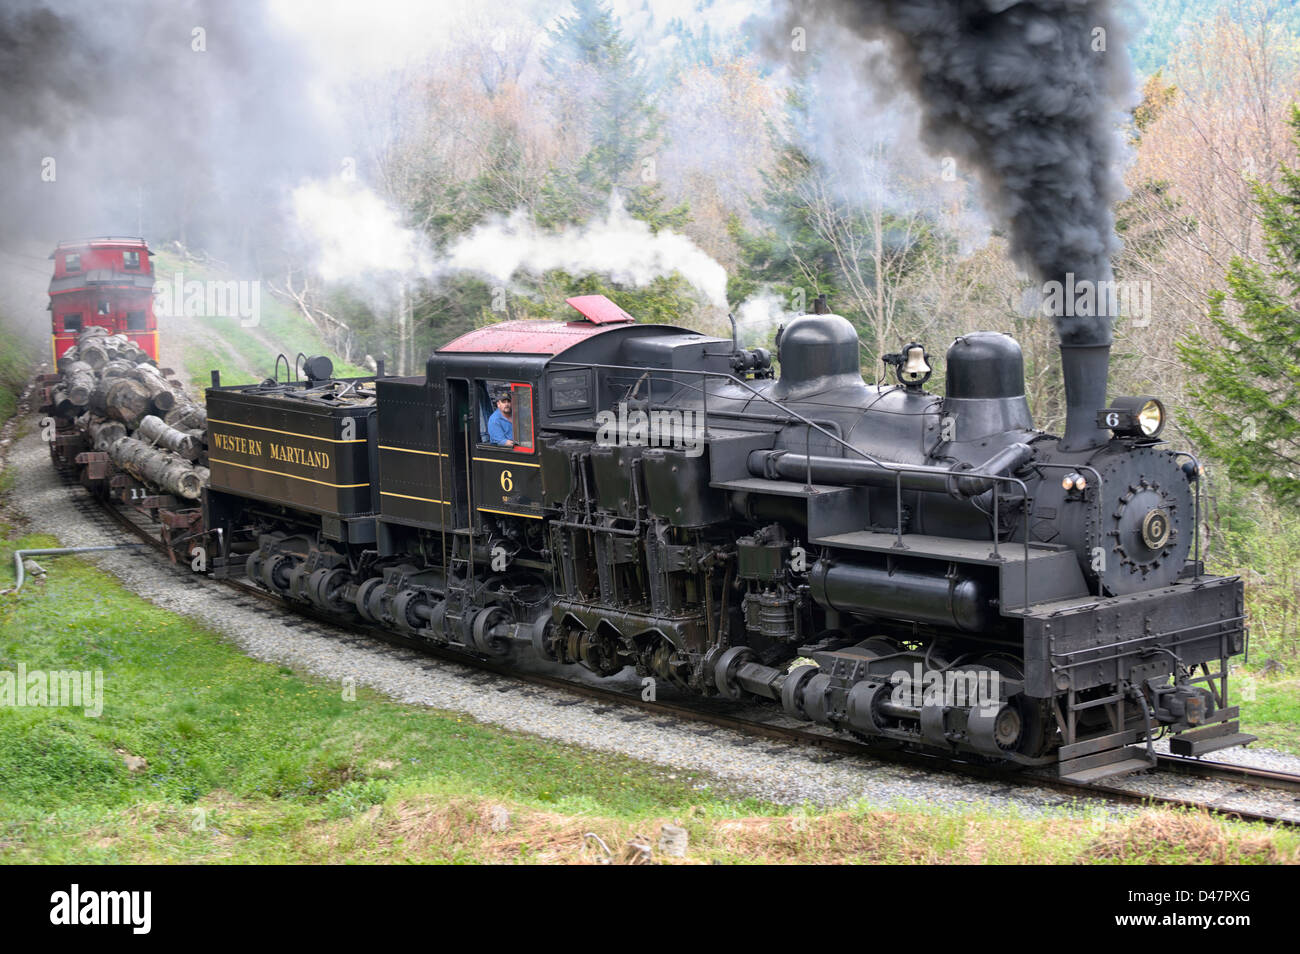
[{"xmin": 1125, "ymin": 0, "xmax": 1300, "ymax": 74}]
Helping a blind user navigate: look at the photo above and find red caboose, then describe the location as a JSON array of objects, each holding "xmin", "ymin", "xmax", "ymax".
[{"xmin": 49, "ymin": 237, "xmax": 158, "ymax": 363}]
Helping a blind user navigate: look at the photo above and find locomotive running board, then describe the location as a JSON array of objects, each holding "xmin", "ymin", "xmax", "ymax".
[{"xmin": 1058, "ymin": 744, "xmax": 1156, "ymax": 784}]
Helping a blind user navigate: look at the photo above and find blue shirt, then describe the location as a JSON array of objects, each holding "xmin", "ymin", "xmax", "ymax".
[{"xmin": 487, "ymin": 409, "xmax": 513, "ymax": 445}]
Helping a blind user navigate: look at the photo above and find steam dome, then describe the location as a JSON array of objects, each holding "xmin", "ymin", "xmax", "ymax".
[{"xmin": 772, "ymin": 314, "xmax": 863, "ymax": 398}]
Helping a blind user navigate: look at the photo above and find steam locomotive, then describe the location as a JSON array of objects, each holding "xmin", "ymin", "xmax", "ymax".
[{"xmin": 201, "ymin": 294, "xmax": 1251, "ymax": 782}]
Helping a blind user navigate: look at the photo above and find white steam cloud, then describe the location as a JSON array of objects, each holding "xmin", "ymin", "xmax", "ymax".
[
  {"xmin": 443, "ymin": 192, "xmax": 729, "ymax": 307},
  {"xmin": 291, "ymin": 178, "xmax": 435, "ymax": 283},
  {"xmin": 290, "ymin": 183, "xmax": 730, "ymax": 313}
]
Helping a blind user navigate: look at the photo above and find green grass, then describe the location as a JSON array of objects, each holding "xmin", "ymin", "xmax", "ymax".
[
  {"xmin": 183, "ymin": 340, "xmax": 257, "ymax": 392},
  {"xmin": 1236, "ymin": 672, "xmax": 1300, "ymax": 753},
  {"xmin": 0, "ymin": 530, "xmax": 1295, "ymax": 863},
  {"xmin": 0, "ymin": 532, "xmax": 742, "ymax": 861},
  {"xmin": 154, "ymin": 250, "xmax": 369, "ymax": 393},
  {"xmin": 0, "ymin": 315, "xmax": 36, "ymax": 422}
]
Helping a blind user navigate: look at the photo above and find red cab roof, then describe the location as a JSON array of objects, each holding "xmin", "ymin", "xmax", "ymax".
[{"xmin": 438, "ymin": 295, "xmax": 634, "ymax": 356}]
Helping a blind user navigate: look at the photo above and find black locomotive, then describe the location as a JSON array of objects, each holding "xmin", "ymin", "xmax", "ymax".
[{"xmin": 203, "ymin": 294, "xmax": 1251, "ymax": 782}]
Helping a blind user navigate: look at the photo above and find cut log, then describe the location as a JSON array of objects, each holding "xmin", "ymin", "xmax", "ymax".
[
  {"xmin": 62, "ymin": 361, "xmax": 96, "ymax": 406},
  {"xmin": 101, "ymin": 358, "xmax": 136, "ymax": 379},
  {"xmin": 108, "ymin": 436, "xmax": 205, "ymax": 500},
  {"xmin": 101, "ymin": 377, "xmax": 152, "ymax": 428},
  {"xmin": 87, "ymin": 418, "xmax": 127, "ymax": 450},
  {"xmin": 77, "ymin": 329, "xmax": 150, "ymax": 369},
  {"xmin": 78, "ymin": 338, "xmax": 111, "ymax": 370},
  {"xmin": 130, "ymin": 364, "xmax": 176, "ymax": 412},
  {"xmin": 136, "ymin": 414, "xmax": 200, "ymax": 460},
  {"xmin": 165, "ymin": 403, "xmax": 207, "ymax": 431},
  {"xmin": 47, "ymin": 387, "xmax": 75, "ymax": 417}
]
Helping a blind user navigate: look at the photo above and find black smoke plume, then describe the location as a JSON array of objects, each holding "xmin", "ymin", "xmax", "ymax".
[
  {"xmin": 804, "ymin": 0, "xmax": 1134, "ymax": 345},
  {"xmin": 0, "ymin": 0, "xmax": 329, "ymax": 267}
]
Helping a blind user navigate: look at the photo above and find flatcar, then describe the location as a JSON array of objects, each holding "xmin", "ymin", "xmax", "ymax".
[
  {"xmin": 202, "ymin": 294, "xmax": 1251, "ymax": 782},
  {"xmin": 48, "ymin": 237, "xmax": 158, "ymax": 363}
]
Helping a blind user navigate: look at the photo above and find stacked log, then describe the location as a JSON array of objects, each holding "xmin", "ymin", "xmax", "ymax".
[
  {"xmin": 45, "ymin": 326, "xmax": 209, "ymax": 502},
  {"xmin": 165, "ymin": 402, "xmax": 207, "ymax": 431},
  {"xmin": 87, "ymin": 419, "xmax": 127, "ymax": 451},
  {"xmin": 101, "ymin": 358, "xmax": 137, "ymax": 379},
  {"xmin": 62, "ymin": 361, "xmax": 96, "ymax": 406},
  {"xmin": 108, "ymin": 436, "xmax": 204, "ymax": 500},
  {"xmin": 130, "ymin": 364, "xmax": 176, "ymax": 412},
  {"xmin": 100, "ymin": 377, "xmax": 152, "ymax": 427},
  {"xmin": 136, "ymin": 415, "xmax": 200, "ymax": 461},
  {"xmin": 78, "ymin": 331, "xmax": 149, "ymax": 370}
]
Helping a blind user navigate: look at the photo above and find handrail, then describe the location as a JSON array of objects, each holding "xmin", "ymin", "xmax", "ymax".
[
  {"xmin": 549, "ymin": 360, "xmax": 909, "ymax": 467},
  {"xmin": 1172, "ymin": 451, "xmax": 1204, "ymax": 580}
]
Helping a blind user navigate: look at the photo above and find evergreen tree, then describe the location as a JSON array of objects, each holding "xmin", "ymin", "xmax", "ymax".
[
  {"xmin": 540, "ymin": 0, "xmax": 685, "ymax": 229},
  {"xmin": 1177, "ymin": 105, "xmax": 1300, "ymax": 506}
]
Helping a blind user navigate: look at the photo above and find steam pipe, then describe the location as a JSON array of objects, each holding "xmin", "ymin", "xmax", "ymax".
[{"xmin": 748, "ymin": 442, "xmax": 1033, "ymax": 499}]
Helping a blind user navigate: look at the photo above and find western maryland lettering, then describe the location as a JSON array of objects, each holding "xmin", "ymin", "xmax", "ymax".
[
  {"xmin": 269, "ymin": 442, "xmax": 330, "ymax": 470},
  {"xmin": 211, "ymin": 430, "xmax": 331, "ymax": 471},
  {"xmin": 211, "ymin": 431, "xmax": 263, "ymax": 457}
]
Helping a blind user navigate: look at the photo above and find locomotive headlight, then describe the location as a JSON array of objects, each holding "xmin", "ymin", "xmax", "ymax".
[
  {"xmin": 1136, "ymin": 399, "xmax": 1164, "ymax": 436},
  {"xmin": 1099, "ymin": 396, "xmax": 1166, "ymax": 439},
  {"xmin": 1061, "ymin": 473, "xmax": 1088, "ymax": 492}
]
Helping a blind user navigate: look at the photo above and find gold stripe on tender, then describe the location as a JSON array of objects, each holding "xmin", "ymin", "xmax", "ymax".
[
  {"xmin": 381, "ymin": 491, "xmax": 449, "ymax": 505},
  {"xmin": 477, "ymin": 506, "xmax": 543, "ymax": 520},
  {"xmin": 379, "ymin": 445, "xmax": 448, "ymax": 457},
  {"xmin": 209, "ymin": 457, "xmax": 369, "ymax": 488},
  {"xmin": 472, "ymin": 456, "xmax": 541, "ymax": 468},
  {"xmin": 208, "ymin": 418, "xmax": 367, "ymax": 444}
]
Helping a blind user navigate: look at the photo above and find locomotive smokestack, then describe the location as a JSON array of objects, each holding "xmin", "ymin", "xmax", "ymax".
[
  {"xmin": 1058, "ymin": 340, "xmax": 1111, "ymax": 451},
  {"xmin": 1052, "ymin": 266, "xmax": 1116, "ymax": 451},
  {"xmin": 805, "ymin": 0, "xmax": 1133, "ymax": 450}
]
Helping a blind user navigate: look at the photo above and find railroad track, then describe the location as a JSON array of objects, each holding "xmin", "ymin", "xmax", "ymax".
[{"xmin": 77, "ymin": 474, "xmax": 1300, "ymax": 827}]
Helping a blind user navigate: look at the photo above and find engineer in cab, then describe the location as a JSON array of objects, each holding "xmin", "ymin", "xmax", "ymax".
[{"xmin": 488, "ymin": 388, "xmax": 515, "ymax": 447}]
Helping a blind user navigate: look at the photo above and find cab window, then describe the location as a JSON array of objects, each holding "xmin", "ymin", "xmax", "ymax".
[
  {"xmin": 124, "ymin": 250, "xmax": 140, "ymax": 269},
  {"xmin": 477, "ymin": 380, "xmax": 534, "ymax": 452},
  {"xmin": 478, "ymin": 381, "xmax": 505, "ymax": 445},
  {"xmin": 126, "ymin": 310, "xmax": 147, "ymax": 331},
  {"xmin": 65, "ymin": 253, "xmax": 80, "ymax": 273},
  {"xmin": 511, "ymin": 383, "xmax": 534, "ymax": 452},
  {"xmin": 63, "ymin": 313, "xmax": 82, "ymax": 333}
]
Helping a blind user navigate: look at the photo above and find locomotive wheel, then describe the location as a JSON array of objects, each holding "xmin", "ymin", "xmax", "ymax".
[
  {"xmin": 261, "ymin": 553, "xmax": 293, "ymax": 595},
  {"xmin": 970, "ymin": 654, "xmax": 1049, "ymax": 758},
  {"xmin": 576, "ymin": 630, "xmax": 621, "ymax": 676},
  {"xmin": 781, "ymin": 665, "xmax": 819, "ymax": 720},
  {"xmin": 713, "ymin": 646, "xmax": 755, "ymax": 699},
  {"xmin": 528, "ymin": 617, "xmax": 556, "ymax": 660},
  {"xmin": 967, "ymin": 702, "xmax": 1024, "ymax": 754},
  {"xmin": 471, "ymin": 606, "xmax": 511, "ymax": 656},
  {"xmin": 308, "ymin": 567, "xmax": 352, "ymax": 614},
  {"xmin": 354, "ymin": 577, "xmax": 386, "ymax": 623}
]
